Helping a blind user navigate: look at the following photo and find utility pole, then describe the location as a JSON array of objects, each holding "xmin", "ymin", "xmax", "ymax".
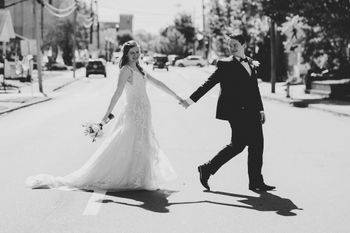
[
  {"xmin": 95, "ymin": 0, "xmax": 100, "ymax": 49},
  {"xmin": 40, "ymin": 1, "xmax": 44, "ymax": 40},
  {"xmin": 270, "ymin": 19, "xmax": 277, "ymax": 93},
  {"xmin": 1, "ymin": 0, "xmax": 5, "ymax": 65},
  {"xmin": 202, "ymin": 0, "xmax": 206, "ymax": 58},
  {"xmin": 33, "ymin": 0, "xmax": 43, "ymax": 93},
  {"xmin": 73, "ymin": 2, "xmax": 77, "ymax": 78},
  {"xmin": 90, "ymin": 0, "xmax": 93, "ymax": 44}
]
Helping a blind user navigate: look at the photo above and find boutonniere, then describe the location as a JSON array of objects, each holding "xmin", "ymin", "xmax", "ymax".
[{"xmin": 247, "ymin": 58, "xmax": 260, "ymax": 69}]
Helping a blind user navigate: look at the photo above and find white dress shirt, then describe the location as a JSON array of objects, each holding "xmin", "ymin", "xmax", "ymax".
[{"xmin": 235, "ymin": 56, "xmax": 252, "ymax": 76}]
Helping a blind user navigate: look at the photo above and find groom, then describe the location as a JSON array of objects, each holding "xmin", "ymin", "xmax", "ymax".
[{"xmin": 180, "ymin": 34, "xmax": 275, "ymax": 192}]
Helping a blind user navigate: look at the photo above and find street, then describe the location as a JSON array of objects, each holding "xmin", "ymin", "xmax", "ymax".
[{"xmin": 1, "ymin": 63, "xmax": 350, "ymax": 233}]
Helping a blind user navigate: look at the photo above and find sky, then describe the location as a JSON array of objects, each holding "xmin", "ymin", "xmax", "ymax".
[{"xmin": 96, "ymin": 0, "xmax": 204, "ymax": 34}]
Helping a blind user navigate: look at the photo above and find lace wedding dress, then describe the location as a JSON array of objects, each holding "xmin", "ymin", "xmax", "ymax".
[{"xmin": 26, "ymin": 68, "xmax": 176, "ymax": 191}]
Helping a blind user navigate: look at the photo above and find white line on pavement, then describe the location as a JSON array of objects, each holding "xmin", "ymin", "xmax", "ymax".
[{"xmin": 83, "ymin": 190, "xmax": 107, "ymax": 216}]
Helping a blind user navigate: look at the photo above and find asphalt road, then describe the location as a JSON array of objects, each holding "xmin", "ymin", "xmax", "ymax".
[{"xmin": 1, "ymin": 64, "xmax": 350, "ymax": 233}]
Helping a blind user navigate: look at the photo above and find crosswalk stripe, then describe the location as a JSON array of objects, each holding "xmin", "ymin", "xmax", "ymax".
[{"xmin": 83, "ymin": 190, "xmax": 106, "ymax": 216}]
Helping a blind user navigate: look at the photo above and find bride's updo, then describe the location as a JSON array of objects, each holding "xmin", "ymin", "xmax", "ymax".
[{"xmin": 119, "ymin": 40, "xmax": 145, "ymax": 75}]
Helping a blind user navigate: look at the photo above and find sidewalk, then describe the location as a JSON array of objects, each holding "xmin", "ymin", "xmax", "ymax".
[
  {"xmin": 202, "ymin": 65, "xmax": 350, "ymax": 117},
  {"xmin": 0, "ymin": 69, "xmax": 84, "ymax": 115}
]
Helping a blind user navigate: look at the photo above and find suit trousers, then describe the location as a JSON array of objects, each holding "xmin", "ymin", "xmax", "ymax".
[{"xmin": 207, "ymin": 110, "xmax": 264, "ymax": 185}]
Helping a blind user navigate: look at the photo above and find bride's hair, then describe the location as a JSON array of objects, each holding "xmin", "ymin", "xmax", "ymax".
[{"xmin": 119, "ymin": 40, "xmax": 145, "ymax": 75}]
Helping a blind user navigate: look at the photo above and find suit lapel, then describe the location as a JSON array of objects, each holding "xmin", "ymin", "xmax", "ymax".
[{"xmin": 231, "ymin": 57, "xmax": 252, "ymax": 77}]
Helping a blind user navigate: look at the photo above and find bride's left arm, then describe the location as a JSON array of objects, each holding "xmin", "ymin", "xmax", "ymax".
[{"xmin": 145, "ymin": 72, "xmax": 182, "ymax": 101}]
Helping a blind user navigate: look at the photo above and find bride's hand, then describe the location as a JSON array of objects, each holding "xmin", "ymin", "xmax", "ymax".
[{"xmin": 175, "ymin": 95, "xmax": 183, "ymax": 102}]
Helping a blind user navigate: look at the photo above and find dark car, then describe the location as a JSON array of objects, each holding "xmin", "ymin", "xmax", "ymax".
[
  {"xmin": 86, "ymin": 60, "xmax": 106, "ymax": 77},
  {"xmin": 152, "ymin": 55, "xmax": 169, "ymax": 71},
  {"xmin": 47, "ymin": 62, "xmax": 68, "ymax": 71}
]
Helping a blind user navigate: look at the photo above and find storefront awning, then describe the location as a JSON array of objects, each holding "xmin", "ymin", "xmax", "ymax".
[{"xmin": 0, "ymin": 10, "xmax": 16, "ymax": 42}]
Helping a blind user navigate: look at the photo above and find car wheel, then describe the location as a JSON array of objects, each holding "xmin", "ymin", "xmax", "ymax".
[
  {"xmin": 86, "ymin": 73, "xmax": 89, "ymax": 77},
  {"xmin": 197, "ymin": 63, "xmax": 204, "ymax": 67},
  {"xmin": 104, "ymin": 73, "xmax": 107, "ymax": 77},
  {"xmin": 178, "ymin": 63, "xmax": 184, "ymax": 67}
]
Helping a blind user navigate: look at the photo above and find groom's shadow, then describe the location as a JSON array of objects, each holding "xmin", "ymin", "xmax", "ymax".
[
  {"xmin": 204, "ymin": 190, "xmax": 302, "ymax": 216},
  {"xmin": 100, "ymin": 189, "xmax": 301, "ymax": 216}
]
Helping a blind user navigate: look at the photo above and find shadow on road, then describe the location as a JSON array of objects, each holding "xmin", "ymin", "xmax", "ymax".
[
  {"xmin": 103, "ymin": 189, "xmax": 178, "ymax": 213},
  {"xmin": 205, "ymin": 190, "xmax": 302, "ymax": 216},
  {"xmin": 101, "ymin": 189, "xmax": 301, "ymax": 216}
]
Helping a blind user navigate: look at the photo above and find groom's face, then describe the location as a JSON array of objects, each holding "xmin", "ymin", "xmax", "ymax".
[{"xmin": 229, "ymin": 39, "xmax": 246, "ymax": 54}]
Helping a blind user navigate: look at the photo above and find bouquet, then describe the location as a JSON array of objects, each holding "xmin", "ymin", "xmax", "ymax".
[{"xmin": 83, "ymin": 113, "xmax": 115, "ymax": 142}]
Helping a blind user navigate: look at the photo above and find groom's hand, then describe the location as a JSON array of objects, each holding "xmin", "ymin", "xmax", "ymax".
[{"xmin": 260, "ymin": 111, "xmax": 266, "ymax": 124}]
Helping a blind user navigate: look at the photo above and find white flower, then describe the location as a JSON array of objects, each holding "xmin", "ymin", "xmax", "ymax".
[
  {"xmin": 82, "ymin": 122, "xmax": 104, "ymax": 142},
  {"xmin": 251, "ymin": 60, "xmax": 260, "ymax": 67}
]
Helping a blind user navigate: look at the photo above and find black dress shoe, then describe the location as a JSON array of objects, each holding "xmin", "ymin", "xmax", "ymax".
[
  {"xmin": 249, "ymin": 183, "xmax": 276, "ymax": 192},
  {"xmin": 198, "ymin": 165, "xmax": 211, "ymax": 190}
]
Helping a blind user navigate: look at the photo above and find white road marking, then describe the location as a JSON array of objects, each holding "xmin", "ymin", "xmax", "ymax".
[{"xmin": 83, "ymin": 190, "xmax": 107, "ymax": 216}]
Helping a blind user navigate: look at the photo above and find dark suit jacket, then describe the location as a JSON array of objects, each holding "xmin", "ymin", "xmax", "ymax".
[{"xmin": 190, "ymin": 57, "xmax": 264, "ymax": 120}]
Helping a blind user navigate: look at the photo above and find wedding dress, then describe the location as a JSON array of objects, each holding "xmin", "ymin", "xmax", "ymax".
[{"xmin": 26, "ymin": 67, "xmax": 176, "ymax": 191}]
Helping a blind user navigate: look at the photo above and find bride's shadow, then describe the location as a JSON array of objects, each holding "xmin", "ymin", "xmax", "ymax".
[
  {"xmin": 101, "ymin": 189, "xmax": 301, "ymax": 216},
  {"xmin": 102, "ymin": 190, "xmax": 177, "ymax": 213}
]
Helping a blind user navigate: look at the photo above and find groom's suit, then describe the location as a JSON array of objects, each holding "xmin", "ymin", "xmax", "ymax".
[{"xmin": 189, "ymin": 57, "xmax": 265, "ymax": 186}]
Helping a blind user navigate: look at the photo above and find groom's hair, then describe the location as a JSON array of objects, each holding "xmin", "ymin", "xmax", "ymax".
[{"xmin": 228, "ymin": 34, "xmax": 248, "ymax": 45}]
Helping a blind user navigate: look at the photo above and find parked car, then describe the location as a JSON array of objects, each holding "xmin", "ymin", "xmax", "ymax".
[
  {"xmin": 175, "ymin": 55, "xmax": 207, "ymax": 67},
  {"xmin": 152, "ymin": 54, "xmax": 169, "ymax": 71},
  {"xmin": 86, "ymin": 60, "xmax": 106, "ymax": 77},
  {"xmin": 47, "ymin": 62, "xmax": 68, "ymax": 71}
]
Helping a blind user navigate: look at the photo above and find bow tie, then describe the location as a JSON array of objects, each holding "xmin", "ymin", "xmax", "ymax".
[{"xmin": 238, "ymin": 57, "xmax": 248, "ymax": 63}]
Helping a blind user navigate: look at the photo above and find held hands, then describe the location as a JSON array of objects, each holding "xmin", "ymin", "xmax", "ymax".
[
  {"xmin": 179, "ymin": 99, "xmax": 190, "ymax": 108},
  {"xmin": 174, "ymin": 94, "xmax": 190, "ymax": 109}
]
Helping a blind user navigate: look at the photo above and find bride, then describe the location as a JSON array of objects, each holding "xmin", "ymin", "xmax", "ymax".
[{"xmin": 26, "ymin": 40, "xmax": 181, "ymax": 191}]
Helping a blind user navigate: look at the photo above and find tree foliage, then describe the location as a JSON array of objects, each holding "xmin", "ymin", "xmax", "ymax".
[
  {"xmin": 43, "ymin": 19, "xmax": 88, "ymax": 65},
  {"xmin": 262, "ymin": 0, "xmax": 350, "ymax": 39},
  {"xmin": 262, "ymin": 0, "xmax": 350, "ymax": 59},
  {"xmin": 174, "ymin": 13, "xmax": 196, "ymax": 45},
  {"xmin": 117, "ymin": 31, "xmax": 134, "ymax": 46},
  {"xmin": 207, "ymin": 0, "xmax": 269, "ymax": 56},
  {"xmin": 155, "ymin": 27, "xmax": 186, "ymax": 55}
]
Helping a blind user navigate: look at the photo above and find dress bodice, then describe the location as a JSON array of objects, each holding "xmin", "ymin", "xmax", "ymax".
[
  {"xmin": 125, "ymin": 68, "xmax": 148, "ymax": 101},
  {"xmin": 123, "ymin": 67, "xmax": 151, "ymax": 128}
]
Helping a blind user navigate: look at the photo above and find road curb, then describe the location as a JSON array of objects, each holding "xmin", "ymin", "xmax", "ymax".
[
  {"xmin": 0, "ymin": 97, "xmax": 52, "ymax": 116},
  {"xmin": 52, "ymin": 77, "xmax": 82, "ymax": 92},
  {"xmin": 262, "ymin": 95, "xmax": 350, "ymax": 117},
  {"xmin": 0, "ymin": 77, "xmax": 82, "ymax": 116},
  {"xmin": 195, "ymin": 67, "xmax": 350, "ymax": 117}
]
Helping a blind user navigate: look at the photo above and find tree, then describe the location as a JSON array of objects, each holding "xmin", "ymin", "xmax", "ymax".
[
  {"xmin": 261, "ymin": 0, "xmax": 350, "ymax": 59},
  {"xmin": 134, "ymin": 30, "xmax": 158, "ymax": 53},
  {"xmin": 117, "ymin": 31, "xmax": 134, "ymax": 46},
  {"xmin": 44, "ymin": 20, "xmax": 75, "ymax": 65},
  {"xmin": 174, "ymin": 13, "xmax": 196, "ymax": 44},
  {"xmin": 43, "ymin": 17, "xmax": 90, "ymax": 65},
  {"xmin": 160, "ymin": 27, "xmax": 187, "ymax": 55},
  {"xmin": 207, "ymin": 0, "xmax": 270, "ymax": 56}
]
